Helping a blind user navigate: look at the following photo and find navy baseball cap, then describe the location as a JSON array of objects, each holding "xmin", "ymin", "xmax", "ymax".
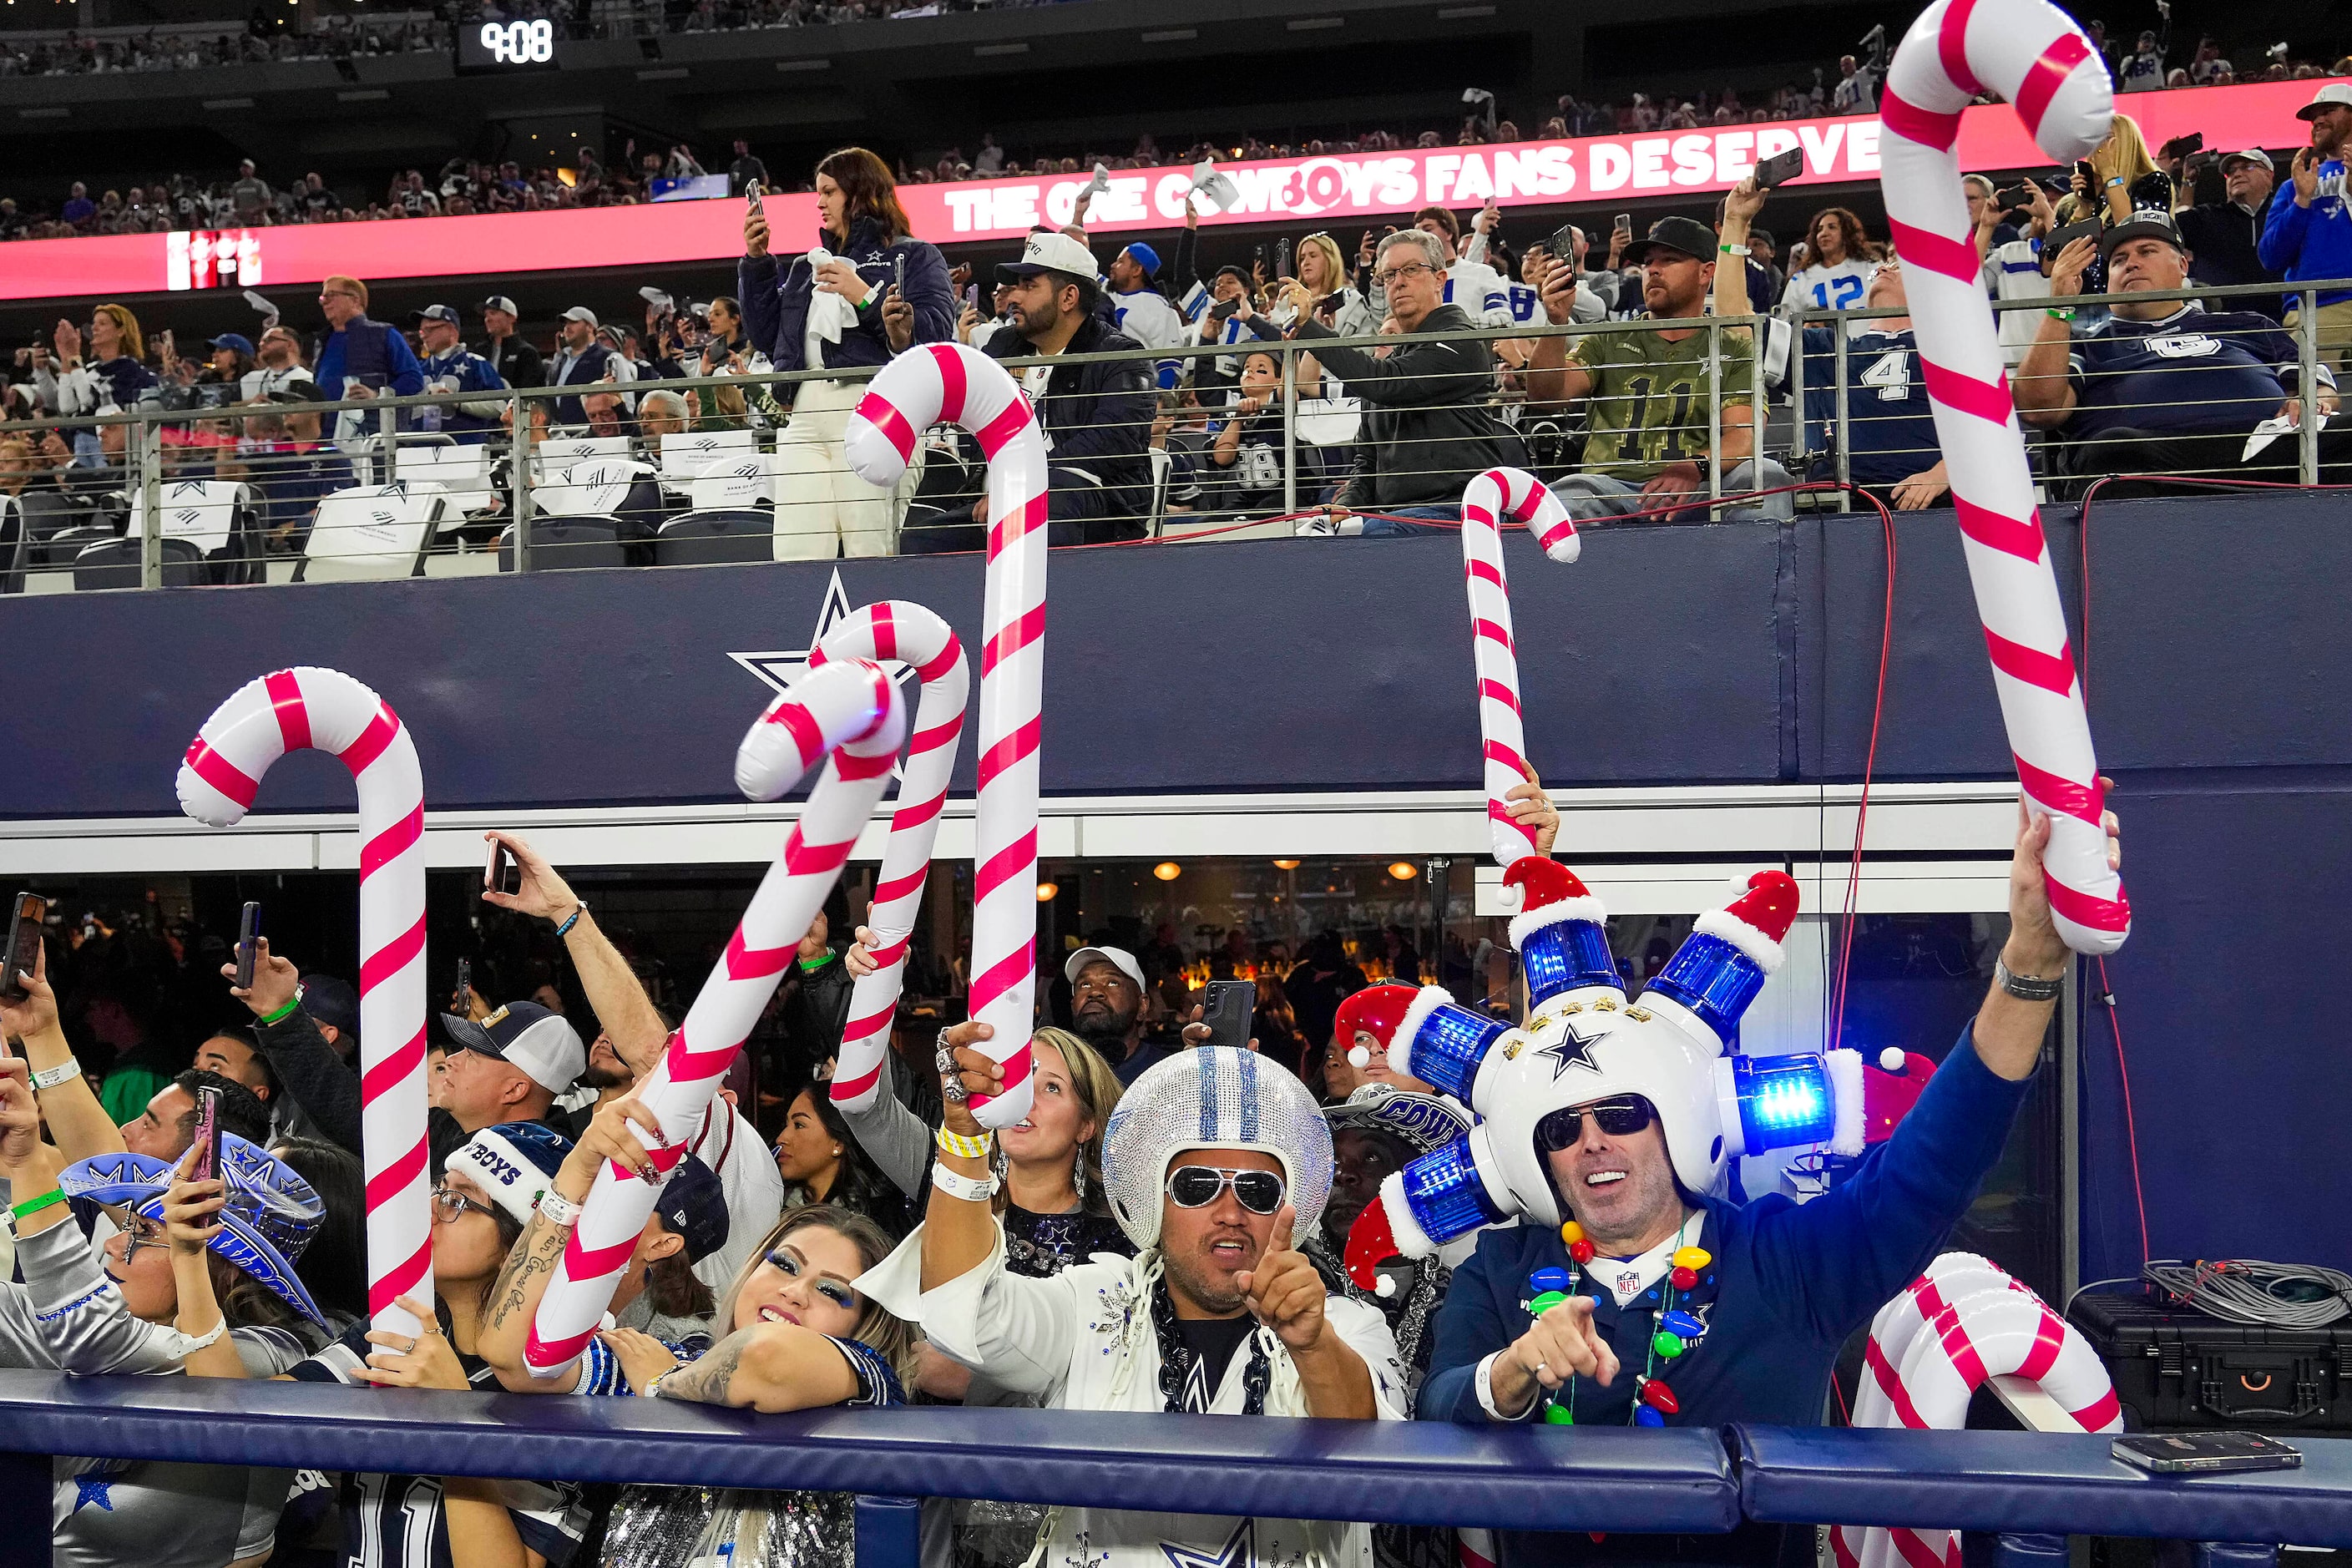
[
  {"xmin": 208, "ymin": 332, "xmax": 256, "ymax": 357},
  {"xmin": 301, "ymin": 974, "xmax": 361, "ymax": 1044},
  {"xmin": 653, "ymin": 1155, "xmax": 730, "ymax": 1264},
  {"xmin": 412, "ymin": 304, "xmax": 461, "ymax": 326}
]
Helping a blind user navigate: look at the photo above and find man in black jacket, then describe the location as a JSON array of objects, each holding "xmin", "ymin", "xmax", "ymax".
[
  {"xmin": 1292, "ymin": 227, "xmax": 1516, "ymax": 535},
  {"xmin": 2176, "ymin": 149, "xmax": 2285, "ymax": 321},
  {"xmin": 901, "ymin": 230, "xmax": 1155, "ymax": 552},
  {"xmin": 475, "ymin": 295, "xmax": 544, "ymax": 389}
]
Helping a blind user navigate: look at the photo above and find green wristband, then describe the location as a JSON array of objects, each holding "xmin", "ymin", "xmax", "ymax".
[
  {"xmin": 258, "ymin": 991, "xmax": 304, "ymax": 1026},
  {"xmin": 10, "ymin": 1187, "xmax": 64, "ymax": 1223}
]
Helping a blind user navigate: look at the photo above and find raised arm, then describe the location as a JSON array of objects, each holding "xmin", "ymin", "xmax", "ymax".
[
  {"xmin": 922, "ymin": 1021, "xmax": 1006, "ymax": 1292},
  {"xmin": 0, "ymin": 941, "xmax": 120, "ymax": 1161},
  {"xmin": 2011, "ymin": 236, "xmax": 2095, "ymax": 427},
  {"xmin": 1715, "ymin": 177, "xmax": 1764, "ymax": 337},
  {"xmin": 1524, "ymin": 255, "xmax": 1596, "ymax": 409},
  {"xmin": 483, "ymin": 830, "xmax": 669, "ymax": 1066},
  {"xmin": 479, "ymin": 1092, "xmax": 665, "ymax": 1390},
  {"xmin": 231, "ymin": 941, "xmax": 363, "ymax": 1153}
]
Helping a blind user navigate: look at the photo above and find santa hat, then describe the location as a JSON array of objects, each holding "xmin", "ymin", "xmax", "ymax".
[
  {"xmin": 1642, "ymin": 870, "xmax": 1800, "ymax": 1049},
  {"xmin": 1502, "ymin": 856, "xmax": 1622, "ymax": 1010},
  {"xmin": 1333, "ymin": 981, "xmax": 1508, "ymax": 1104}
]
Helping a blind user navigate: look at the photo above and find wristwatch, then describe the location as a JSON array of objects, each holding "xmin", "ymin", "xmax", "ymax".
[{"xmin": 1994, "ymin": 956, "xmax": 2065, "ymax": 1002}]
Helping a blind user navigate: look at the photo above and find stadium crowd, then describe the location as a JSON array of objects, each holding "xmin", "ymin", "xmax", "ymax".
[
  {"xmin": 4, "ymin": 22, "xmax": 2346, "ymax": 240},
  {"xmin": 3, "ymin": 79, "xmax": 2349, "ymax": 574},
  {"xmin": 0, "ymin": 747, "xmax": 2119, "ymax": 1568}
]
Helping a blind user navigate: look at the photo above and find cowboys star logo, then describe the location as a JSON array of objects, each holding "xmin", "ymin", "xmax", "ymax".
[
  {"xmin": 1537, "ymin": 1017, "xmax": 1610, "ymax": 1080},
  {"xmin": 726, "ymin": 567, "xmax": 920, "ymax": 783},
  {"xmin": 1161, "ymin": 1518, "xmax": 1256, "ymax": 1568}
]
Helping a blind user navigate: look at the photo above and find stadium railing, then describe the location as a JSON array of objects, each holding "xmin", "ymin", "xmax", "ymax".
[
  {"xmin": 0, "ymin": 1371, "xmax": 2345, "ymax": 1566},
  {"xmin": 2, "ymin": 278, "xmax": 2338, "ymax": 594}
]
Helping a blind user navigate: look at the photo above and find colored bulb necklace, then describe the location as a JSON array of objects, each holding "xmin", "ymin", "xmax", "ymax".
[{"xmin": 1520, "ymin": 1213, "xmax": 1712, "ymax": 1429}]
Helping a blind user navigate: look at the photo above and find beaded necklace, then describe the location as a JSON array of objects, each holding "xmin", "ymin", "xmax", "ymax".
[{"xmin": 1520, "ymin": 1211, "xmax": 1712, "ymax": 1427}]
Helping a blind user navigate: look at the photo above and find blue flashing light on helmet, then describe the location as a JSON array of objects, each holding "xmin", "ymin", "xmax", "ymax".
[
  {"xmin": 1711, "ymin": 1051, "xmax": 1838, "ymax": 1158},
  {"xmin": 1399, "ymin": 1132, "xmax": 1513, "ymax": 1242}
]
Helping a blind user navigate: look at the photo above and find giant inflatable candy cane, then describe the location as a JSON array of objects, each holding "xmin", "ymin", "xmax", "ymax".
[
  {"xmin": 524, "ymin": 659, "xmax": 907, "ymax": 1374},
  {"xmin": 816, "ymin": 602, "xmax": 969, "ymax": 1113},
  {"xmin": 1880, "ymin": 0, "xmax": 2129, "ymax": 953},
  {"xmin": 846, "ymin": 343, "xmax": 1049, "ymax": 1128},
  {"xmin": 1836, "ymin": 1254, "xmax": 2120, "ymax": 1568},
  {"xmin": 1458, "ymin": 468, "xmax": 1578, "ymax": 906},
  {"xmin": 176, "ymin": 667, "xmax": 432, "ymax": 1338}
]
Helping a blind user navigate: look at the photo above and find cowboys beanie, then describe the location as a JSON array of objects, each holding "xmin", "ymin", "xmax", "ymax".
[{"xmin": 449, "ymin": 1120, "xmax": 576, "ymax": 1227}]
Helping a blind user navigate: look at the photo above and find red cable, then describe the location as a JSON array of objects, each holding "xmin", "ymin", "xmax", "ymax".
[{"xmin": 1830, "ymin": 1368, "xmax": 1854, "ymax": 1426}]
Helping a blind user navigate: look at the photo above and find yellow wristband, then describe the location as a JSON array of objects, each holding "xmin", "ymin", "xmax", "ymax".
[{"xmin": 935, "ymin": 1125, "xmax": 994, "ymax": 1161}]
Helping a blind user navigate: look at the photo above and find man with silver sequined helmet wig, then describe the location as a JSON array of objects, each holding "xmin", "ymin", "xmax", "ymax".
[
  {"xmin": 1412, "ymin": 800, "xmax": 2118, "ymax": 1568},
  {"xmin": 866, "ymin": 1028, "xmax": 1405, "ymax": 1568}
]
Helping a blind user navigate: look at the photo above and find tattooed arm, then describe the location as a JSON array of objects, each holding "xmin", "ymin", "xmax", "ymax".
[
  {"xmin": 483, "ymin": 1091, "xmax": 668, "ymax": 1392},
  {"xmin": 650, "ymin": 1323, "xmax": 862, "ymax": 1414}
]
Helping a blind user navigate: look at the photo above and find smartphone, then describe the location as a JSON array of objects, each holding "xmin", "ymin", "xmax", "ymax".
[
  {"xmin": 1199, "ymin": 979, "xmax": 1256, "ymax": 1054},
  {"xmin": 1754, "ymin": 147, "xmax": 1808, "ymax": 189},
  {"xmin": 963, "ymin": 282, "xmax": 979, "ymax": 311},
  {"xmin": 484, "ymin": 839, "xmax": 520, "ymax": 897},
  {"xmin": 1272, "ymin": 237, "xmax": 1292, "ymax": 281},
  {"xmin": 893, "ymin": 253, "xmax": 906, "ymax": 296},
  {"xmin": 2043, "ymin": 215, "xmax": 2103, "ymax": 260},
  {"xmin": 186, "ymin": 1085, "xmax": 224, "ymax": 1183},
  {"xmin": 745, "ymin": 179, "xmax": 764, "ymax": 210},
  {"xmin": 2112, "ymin": 1432, "xmax": 2302, "ymax": 1475},
  {"xmin": 453, "ymin": 957, "xmax": 473, "ymax": 1015},
  {"xmin": 2157, "ymin": 130, "xmax": 2205, "ymax": 163},
  {"xmin": 1545, "ymin": 222, "xmax": 1582, "ymax": 263},
  {"xmin": 0, "ymin": 893, "xmax": 45, "ymax": 1003},
  {"xmin": 1612, "ymin": 212, "xmax": 1633, "ymax": 235},
  {"xmin": 2074, "ymin": 159, "xmax": 2098, "ymax": 193},
  {"xmin": 234, "ymin": 901, "xmax": 262, "ymax": 991}
]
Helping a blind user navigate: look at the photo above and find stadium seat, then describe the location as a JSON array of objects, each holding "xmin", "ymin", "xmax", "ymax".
[
  {"xmin": 299, "ymin": 483, "xmax": 444, "ymax": 583},
  {"xmin": 659, "ymin": 428, "xmax": 762, "ymax": 490},
  {"xmin": 497, "ymin": 516, "xmax": 630, "ymax": 572},
  {"xmin": 687, "ymin": 459, "xmax": 773, "ymax": 512},
  {"xmin": 16, "ymin": 490, "xmax": 89, "ymax": 562},
  {"xmin": 654, "ymin": 508, "xmax": 773, "ymax": 567},
  {"xmin": 71, "ymin": 535, "xmax": 207, "ymax": 590},
  {"xmin": 530, "ymin": 435, "xmax": 634, "ymax": 483},
  {"xmin": 157, "ymin": 478, "xmax": 264, "ymax": 585},
  {"xmin": 396, "ymin": 443, "xmax": 498, "ymax": 517},
  {"xmin": 34, "ymin": 525, "xmax": 118, "ymax": 585}
]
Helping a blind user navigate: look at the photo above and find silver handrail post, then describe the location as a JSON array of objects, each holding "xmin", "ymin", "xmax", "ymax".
[
  {"xmin": 140, "ymin": 418, "xmax": 164, "ymax": 589},
  {"xmin": 1282, "ymin": 341, "xmax": 1298, "ymax": 519},
  {"xmin": 512, "ymin": 392, "xmax": 534, "ymax": 573},
  {"xmin": 1707, "ymin": 319, "xmax": 1723, "ymax": 507},
  {"xmin": 2299, "ymin": 286, "xmax": 2321, "ymax": 488},
  {"xmin": 1834, "ymin": 324, "xmax": 1852, "ymax": 512}
]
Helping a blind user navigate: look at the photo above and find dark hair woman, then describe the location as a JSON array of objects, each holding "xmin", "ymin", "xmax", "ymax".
[
  {"xmin": 774, "ymin": 1084, "xmax": 910, "ymax": 1237},
  {"xmin": 738, "ymin": 144, "xmax": 955, "ymax": 556}
]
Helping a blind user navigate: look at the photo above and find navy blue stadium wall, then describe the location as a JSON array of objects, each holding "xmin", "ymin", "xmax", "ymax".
[{"xmin": 5, "ymin": 491, "xmax": 2346, "ymax": 1285}]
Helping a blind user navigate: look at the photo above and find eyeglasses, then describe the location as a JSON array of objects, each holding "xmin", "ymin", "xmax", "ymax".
[
  {"xmin": 1535, "ymin": 1096, "xmax": 1655, "ymax": 1151},
  {"xmin": 1373, "ymin": 262, "xmax": 1437, "ymax": 287},
  {"xmin": 431, "ymin": 1183, "xmax": 497, "ymax": 1222},
  {"xmin": 1166, "ymin": 1164, "xmax": 1287, "ymax": 1215},
  {"xmin": 122, "ymin": 1218, "xmax": 169, "ymax": 1262}
]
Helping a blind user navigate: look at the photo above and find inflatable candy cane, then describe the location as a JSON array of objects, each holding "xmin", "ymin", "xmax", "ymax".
[
  {"xmin": 1835, "ymin": 1257, "xmax": 2120, "ymax": 1568},
  {"xmin": 814, "ymin": 602, "xmax": 969, "ymax": 1113},
  {"xmin": 846, "ymin": 343, "xmax": 1048, "ymax": 1129},
  {"xmin": 175, "ymin": 667, "xmax": 432, "ymax": 1339},
  {"xmin": 1459, "ymin": 468, "xmax": 1578, "ymax": 908},
  {"xmin": 524, "ymin": 658, "xmax": 906, "ymax": 1374},
  {"xmin": 1880, "ymin": 0, "xmax": 2128, "ymax": 953}
]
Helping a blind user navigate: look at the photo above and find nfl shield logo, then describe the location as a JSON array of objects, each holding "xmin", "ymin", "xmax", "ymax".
[{"xmin": 1617, "ymin": 1270, "xmax": 1641, "ymax": 1297}]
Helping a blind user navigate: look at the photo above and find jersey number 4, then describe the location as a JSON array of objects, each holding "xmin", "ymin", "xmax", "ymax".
[{"xmin": 1859, "ymin": 350, "xmax": 1913, "ymax": 402}]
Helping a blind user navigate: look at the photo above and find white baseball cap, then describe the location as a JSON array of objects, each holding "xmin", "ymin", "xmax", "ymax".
[
  {"xmin": 2298, "ymin": 83, "xmax": 2352, "ymax": 120},
  {"xmin": 439, "ymin": 1001, "xmax": 586, "ymax": 1095},
  {"xmin": 996, "ymin": 230, "xmax": 1100, "ymax": 289},
  {"xmin": 2219, "ymin": 148, "xmax": 2274, "ymax": 172},
  {"xmin": 1065, "ymin": 944, "xmax": 1146, "ymax": 994}
]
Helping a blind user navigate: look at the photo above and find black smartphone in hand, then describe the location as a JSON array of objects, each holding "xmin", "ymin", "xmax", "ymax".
[
  {"xmin": 1200, "ymin": 979, "xmax": 1256, "ymax": 1054},
  {"xmin": 187, "ymin": 1085, "xmax": 224, "ymax": 1183},
  {"xmin": 1754, "ymin": 147, "xmax": 1807, "ymax": 189},
  {"xmin": 235, "ymin": 901, "xmax": 262, "ymax": 990},
  {"xmin": 453, "ymin": 957, "xmax": 472, "ymax": 1015},
  {"xmin": 484, "ymin": 840, "xmax": 520, "ymax": 897},
  {"xmin": 1, "ymin": 893, "xmax": 46, "ymax": 1004}
]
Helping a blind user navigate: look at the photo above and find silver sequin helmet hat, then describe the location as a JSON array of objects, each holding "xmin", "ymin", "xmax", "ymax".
[{"xmin": 1100, "ymin": 1045, "xmax": 1334, "ymax": 1250}]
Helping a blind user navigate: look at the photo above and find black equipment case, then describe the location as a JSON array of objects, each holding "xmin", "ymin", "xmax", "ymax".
[{"xmin": 2070, "ymin": 1292, "xmax": 2352, "ymax": 1433}]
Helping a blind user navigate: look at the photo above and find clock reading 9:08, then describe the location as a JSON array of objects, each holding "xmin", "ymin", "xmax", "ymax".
[{"xmin": 478, "ymin": 19, "xmax": 555, "ymax": 63}]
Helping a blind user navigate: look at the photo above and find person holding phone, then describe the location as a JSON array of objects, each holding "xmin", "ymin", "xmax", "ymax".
[{"xmin": 740, "ymin": 146, "xmax": 955, "ymax": 559}]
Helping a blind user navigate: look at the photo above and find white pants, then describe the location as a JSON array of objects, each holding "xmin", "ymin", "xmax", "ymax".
[{"xmin": 771, "ymin": 377, "xmax": 920, "ymax": 560}]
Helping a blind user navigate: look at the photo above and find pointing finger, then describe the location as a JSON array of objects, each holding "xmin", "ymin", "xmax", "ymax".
[{"xmin": 1267, "ymin": 1202, "xmax": 1296, "ymax": 1257}]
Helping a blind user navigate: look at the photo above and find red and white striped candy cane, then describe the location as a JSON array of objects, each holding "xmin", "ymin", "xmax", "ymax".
[
  {"xmin": 175, "ymin": 667, "xmax": 432, "ymax": 1340},
  {"xmin": 845, "ymin": 342, "xmax": 1047, "ymax": 1130},
  {"xmin": 812, "ymin": 601, "xmax": 969, "ymax": 1113},
  {"xmin": 523, "ymin": 658, "xmax": 906, "ymax": 1375},
  {"xmin": 1836, "ymin": 1271, "xmax": 2119, "ymax": 1568},
  {"xmin": 1459, "ymin": 468, "xmax": 1578, "ymax": 899},
  {"xmin": 1880, "ymin": 0, "xmax": 2129, "ymax": 954}
]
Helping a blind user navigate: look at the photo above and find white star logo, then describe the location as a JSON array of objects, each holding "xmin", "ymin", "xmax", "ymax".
[
  {"xmin": 1161, "ymin": 1519, "xmax": 1255, "ymax": 1568},
  {"xmin": 726, "ymin": 568, "xmax": 927, "ymax": 783},
  {"xmin": 727, "ymin": 567, "xmax": 857, "ymax": 695},
  {"xmin": 1537, "ymin": 1018, "xmax": 1609, "ymax": 1080}
]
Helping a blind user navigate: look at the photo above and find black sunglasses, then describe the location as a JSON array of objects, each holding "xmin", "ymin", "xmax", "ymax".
[
  {"xmin": 1535, "ymin": 1096, "xmax": 1655, "ymax": 1151},
  {"xmin": 1166, "ymin": 1165, "xmax": 1287, "ymax": 1216}
]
